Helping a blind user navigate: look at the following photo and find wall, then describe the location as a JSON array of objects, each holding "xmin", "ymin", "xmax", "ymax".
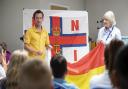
[
  {"xmin": 86, "ymin": 0, "xmax": 128, "ymax": 41},
  {"xmin": 0, "ymin": 0, "xmax": 86, "ymax": 51},
  {"xmin": 0, "ymin": 0, "xmax": 3, "ymax": 41}
]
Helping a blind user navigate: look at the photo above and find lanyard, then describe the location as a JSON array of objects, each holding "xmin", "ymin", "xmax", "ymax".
[{"xmin": 105, "ymin": 26, "xmax": 114, "ymax": 41}]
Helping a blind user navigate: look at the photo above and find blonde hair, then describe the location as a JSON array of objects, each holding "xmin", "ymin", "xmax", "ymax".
[
  {"xmin": 103, "ymin": 11, "xmax": 116, "ymax": 25},
  {"xmin": 18, "ymin": 59, "xmax": 52, "ymax": 89},
  {"xmin": 6, "ymin": 49, "xmax": 28, "ymax": 89}
]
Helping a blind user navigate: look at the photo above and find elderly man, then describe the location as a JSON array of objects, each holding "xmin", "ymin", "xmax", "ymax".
[{"xmin": 97, "ymin": 11, "xmax": 121, "ymax": 45}]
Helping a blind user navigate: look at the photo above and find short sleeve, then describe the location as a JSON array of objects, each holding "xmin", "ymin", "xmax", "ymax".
[
  {"xmin": 24, "ymin": 30, "xmax": 31, "ymax": 44},
  {"xmin": 97, "ymin": 28, "xmax": 103, "ymax": 42},
  {"xmin": 45, "ymin": 31, "xmax": 50, "ymax": 46},
  {"xmin": 116, "ymin": 28, "xmax": 122, "ymax": 40}
]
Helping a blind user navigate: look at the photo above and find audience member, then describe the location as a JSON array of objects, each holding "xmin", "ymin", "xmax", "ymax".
[
  {"xmin": 108, "ymin": 39, "xmax": 124, "ymax": 74},
  {"xmin": 5, "ymin": 50, "xmax": 28, "ymax": 89},
  {"xmin": 18, "ymin": 59, "xmax": 52, "ymax": 89},
  {"xmin": 111, "ymin": 45, "xmax": 128, "ymax": 89},
  {"xmin": 50, "ymin": 54, "xmax": 78, "ymax": 89}
]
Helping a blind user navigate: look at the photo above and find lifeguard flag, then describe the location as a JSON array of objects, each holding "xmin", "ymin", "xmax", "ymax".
[{"xmin": 66, "ymin": 42, "xmax": 105, "ymax": 89}]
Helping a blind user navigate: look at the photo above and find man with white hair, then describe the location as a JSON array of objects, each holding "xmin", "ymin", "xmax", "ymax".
[{"xmin": 97, "ymin": 11, "xmax": 121, "ymax": 45}]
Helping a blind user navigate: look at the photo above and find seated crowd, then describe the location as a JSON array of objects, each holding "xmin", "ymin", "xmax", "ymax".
[
  {"xmin": 0, "ymin": 39, "xmax": 128, "ymax": 89},
  {"xmin": 0, "ymin": 42, "xmax": 78, "ymax": 89}
]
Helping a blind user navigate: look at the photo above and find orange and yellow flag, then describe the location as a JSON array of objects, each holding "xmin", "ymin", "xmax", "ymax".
[{"xmin": 66, "ymin": 42, "xmax": 105, "ymax": 89}]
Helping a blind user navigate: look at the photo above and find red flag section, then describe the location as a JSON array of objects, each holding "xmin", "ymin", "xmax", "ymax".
[
  {"xmin": 66, "ymin": 42, "xmax": 105, "ymax": 89},
  {"xmin": 67, "ymin": 42, "xmax": 105, "ymax": 75},
  {"xmin": 49, "ymin": 16, "xmax": 86, "ymax": 56}
]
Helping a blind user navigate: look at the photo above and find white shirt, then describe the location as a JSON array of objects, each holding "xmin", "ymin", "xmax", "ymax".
[
  {"xmin": 97, "ymin": 26, "xmax": 121, "ymax": 45},
  {"xmin": 0, "ymin": 64, "xmax": 6, "ymax": 78},
  {"xmin": 90, "ymin": 70, "xmax": 113, "ymax": 89}
]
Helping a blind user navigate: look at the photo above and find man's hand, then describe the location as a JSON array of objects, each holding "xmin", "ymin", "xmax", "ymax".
[
  {"xmin": 46, "ymin": 45, "xmax": 53, "ymax": 49},
  {"xmin": 36, "ymin": 50, "xmax": 43, "ymax": 56}
]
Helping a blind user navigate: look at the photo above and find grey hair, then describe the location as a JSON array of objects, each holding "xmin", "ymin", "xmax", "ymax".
[{"xmin": 103, "ymin": 11, "xmax": 116, "ymax": 25}]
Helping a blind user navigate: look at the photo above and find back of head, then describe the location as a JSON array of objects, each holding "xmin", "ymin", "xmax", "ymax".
[
  {"xmin": 104, "ymin": 11, "xmax": 116, "ymax": 25},
  {"xmin": 7, "ymin": 50, "xmax": 28, "ymax": 76},
  {"xmin": 6, "ymin": 49, "xmax": 28, "ymax": 89},
  {"xmin": 114, "ymin": 45, "xmax": 128, "ymax": 89},
  {"xmin": 50, "ymin": 54, "xmax": 67, "ymax": 78},
  {"xmin": 108, "ymin": 39, "xmax": 124, "ymax": 74},
  {"xmin": 18, "ymin": 59, "xmax": 52, "ymax": 89}
]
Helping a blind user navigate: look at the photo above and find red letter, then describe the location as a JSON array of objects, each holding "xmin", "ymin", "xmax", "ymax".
[
  {"xmin": 71, "ymin": 20, "xmax": 79, "ymax": 31},
  {"xmin": 74, "ymin": 50, "xmax": 77, "ymax": 61}
]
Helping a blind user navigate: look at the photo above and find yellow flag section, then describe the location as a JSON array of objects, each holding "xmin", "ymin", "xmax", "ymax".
[{"xmin": 66, "ymin": 42, "xmax": 105, "ymax": 89}]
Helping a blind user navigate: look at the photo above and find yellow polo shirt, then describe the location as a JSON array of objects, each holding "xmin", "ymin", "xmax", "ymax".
[{"xmin": 24, "ymin": 26, "xmax": 50, "ymax": 60}]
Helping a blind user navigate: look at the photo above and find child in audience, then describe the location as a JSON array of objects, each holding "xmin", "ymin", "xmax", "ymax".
[
  {"xmin": 50, "ymin": 54, "xmax": 78, "ymax": 89},
  {"xmin": 18, "ymin": 59, "xmax": 52, "ymax": 89},
  {"xmin": 6, "ymin": 49, "xmax": 28, "ymax": 89}
]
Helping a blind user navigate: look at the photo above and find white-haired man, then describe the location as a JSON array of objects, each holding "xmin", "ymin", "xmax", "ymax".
[{"xmin": 97, "ymin": 11, "xmax": 121, "ymax": 45}]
